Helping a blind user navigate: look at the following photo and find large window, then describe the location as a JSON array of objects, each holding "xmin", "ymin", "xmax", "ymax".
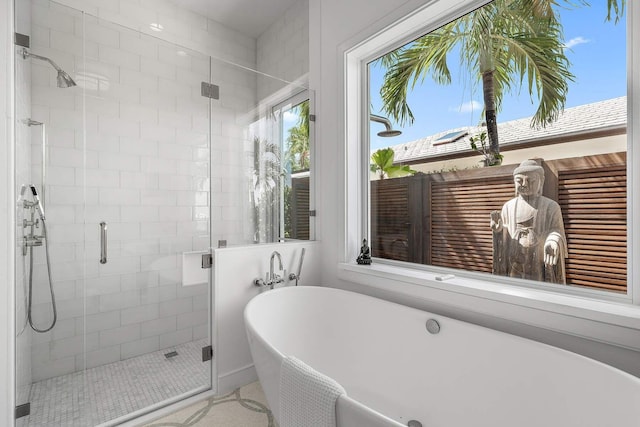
[{"xmin": 357, "ymin": 0, "xmax": 635, "ymax": 302}]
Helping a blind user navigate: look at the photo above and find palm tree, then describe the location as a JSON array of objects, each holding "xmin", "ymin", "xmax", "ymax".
[
  {"xmin": 285, "ymin": 101, "xmax": 310, "ymax": 172},
  {"xmin": 379, "ymin": 0, "xmax": 626, "ymax": 165},
  {"xmin": 370, "ymin": 148, "xmax": 417, "ymax": 179}
]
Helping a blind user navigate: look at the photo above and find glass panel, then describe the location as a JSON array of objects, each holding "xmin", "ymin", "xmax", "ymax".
[
  {"xmin": 78, "ymin": 14, "xmax": 213, "ymax": 425},
  {"xmin": 16, "ymin": 1, "xmax": 213, "ymax": 425},
  {"xmin": 368, "ymin": 1, "xmax": 627, "ymax": 294},
  {"xmin": 214, "ymin": 59, "xmax": 311, "ymax": 245},
  {"xmin": 14, "ymin": 1, "xmax": 86, "ymax": 425}
]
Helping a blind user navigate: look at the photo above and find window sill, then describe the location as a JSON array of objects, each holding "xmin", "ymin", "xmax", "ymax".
[{"xmin": 337, "ymin": 262, "xmax": 640, "ymax": 351}]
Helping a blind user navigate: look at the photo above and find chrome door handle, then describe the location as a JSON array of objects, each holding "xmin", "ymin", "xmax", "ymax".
[{"xmin": 100, "ymin": 221, "xmax": 107, "ymax": 264}]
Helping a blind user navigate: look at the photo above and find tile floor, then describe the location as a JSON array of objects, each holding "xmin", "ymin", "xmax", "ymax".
[
  {"xmin": 26, "ymin": 339, "xmax": 210, "ymax": 427},
  {"xmin": 142, "ymin": 381, "xmax": 276, "ymax": 427}
]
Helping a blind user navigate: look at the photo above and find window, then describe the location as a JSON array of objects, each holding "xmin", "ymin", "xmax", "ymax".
[
  {"xmin": 250, "ymin": 89, "xmax": 313, "ymax": 244},
  {"xmin": 272, "ymin": 91, "xmax": 312, "ymax": 241},
  {"xmin": 345, "ymin": 0, "xmax": 639, "ymax": 309}
]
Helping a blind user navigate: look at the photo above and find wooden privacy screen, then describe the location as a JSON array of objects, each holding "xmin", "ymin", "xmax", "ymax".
[
  {"xmin": 370, "ymin": 177, "xmax": 412, "ymax": 261},
  {"xmin": 554, "ymin": 157, "xmax": 627, "ymax": 292},
  {"xmin": 430, "ymin": 174, "xmax": 513, "ymax": 273},
  {"xmin": 290, "ymin": 176, "xmax": 310, "ymax": 240},
  {"xmin": 370, "ymin": 153, "xmax": 627, "ymax": 292}
]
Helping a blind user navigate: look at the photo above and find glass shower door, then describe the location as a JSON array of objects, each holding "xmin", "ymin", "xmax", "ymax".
[
  {"xmin": 75, "ymin": 13, "xmax": 214, "ymax": 425},
  {"xmin": 17, "ymin": 2, "xmax": 213, "ymax": 425}
]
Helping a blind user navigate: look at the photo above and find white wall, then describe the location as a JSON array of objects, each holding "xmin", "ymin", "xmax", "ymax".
[
  {"xmin": 52, "ymin": 0, "xmax": 256, "ymax": 70},
  {"xmin": 214, "ymin": 241, "xmax": 321, "ymax": 393},
  {"xmin": 257, "ymin": 0, "xmax": 309, "ymax": 99},
  {"xmin": 310, "ymin": 0, "xmax": 640, "ymax": 377}
]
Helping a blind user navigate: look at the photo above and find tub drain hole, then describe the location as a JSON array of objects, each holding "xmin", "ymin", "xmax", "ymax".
[
  {"xmin": 407, "ymin": 421, "xmax": 423, "ymax": 427},
  {"xmin": 164, "ymin": 350, "xmax": 178, "ymax": 359}
]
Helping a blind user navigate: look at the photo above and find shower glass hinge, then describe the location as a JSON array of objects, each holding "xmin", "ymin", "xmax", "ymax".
[
  {"xmin": 201, "ymin": 253, "xmax": 213, "ymax": 269},
  {"xmin": 15, "ymin": 32, "xmax": 30, "ymax": 48},
  {"xmin": 202, "ymin": 345, "xmax": 214, "ymax": 362},
  {"xmin": 309, "ymin": 210, "xmax": 316, "ymax": 217},
  {"xmin": 201, "ymin": 82, "xmax": 220, "ymax": 99},
  {"xmin": 15, "ymin": 402, "xmax": 30, "ymax": 419},
  {"xmin": 309, "ymin": 114, "xmax": 316, "ymax": 122}
]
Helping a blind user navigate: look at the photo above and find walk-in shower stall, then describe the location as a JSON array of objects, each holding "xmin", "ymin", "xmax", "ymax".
[{"xmin": 13, "ymin": 1, "xmax": 310, "ymax": 425}]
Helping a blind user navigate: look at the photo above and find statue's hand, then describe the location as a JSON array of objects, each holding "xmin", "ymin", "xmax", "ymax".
[
  {"xmin": 544, "ymin": 240, "xmax": 559, "ymax": 266},
  {"xmin": 490, "ymin": 210, "xmax": 502, "ymax": 231}
]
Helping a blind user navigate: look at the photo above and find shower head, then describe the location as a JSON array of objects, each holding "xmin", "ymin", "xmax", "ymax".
[
  {"xmin": 21, "ymin": 48, "xmax": 77, "ymax": 88},
  {"xmin": 377, "ymin": 129, "xmax": 402, "ymax": 137},
  {"xmin": 57, "ymin": 70, "xmax": 76, "ymax": 88},
  {"xmin": 370, "ymin": 114, "xmax": 402, "ymax": 137}
]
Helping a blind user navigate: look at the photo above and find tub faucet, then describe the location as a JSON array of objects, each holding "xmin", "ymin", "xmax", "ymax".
[
  {"xmin": 269, "ymin": 251, "xmax": 285, "ymax": 289},
  {"xmin": 254, "ymin": 251, "xmax": 286, "ymax": 289}
]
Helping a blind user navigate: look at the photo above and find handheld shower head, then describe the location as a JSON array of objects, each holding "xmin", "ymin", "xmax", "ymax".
[{"xmin": 29, "ymin": 185, "xmax": 46, "ymax": 220}]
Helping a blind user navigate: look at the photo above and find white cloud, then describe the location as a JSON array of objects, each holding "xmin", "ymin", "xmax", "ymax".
[
  {"xmin": 563, "ymin": 36, "xmax": 590, "ymax": 49},
  {"xmin": 450, "ymin": 100, "xmax": 482, "ymax": 113}
]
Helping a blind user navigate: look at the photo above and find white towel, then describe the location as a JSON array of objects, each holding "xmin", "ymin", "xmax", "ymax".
[{"xmin": 280, "ymin": 356, "xmax": 346, "ymax": 427}]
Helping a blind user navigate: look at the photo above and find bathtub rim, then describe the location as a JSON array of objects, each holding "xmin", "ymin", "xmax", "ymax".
[
  {"xmin": 245, "ymin": 285, "xmax": 640, "ymax": 385},
  {"xmin": 244, "ymin": 285, "xmax": 640, "ymax": 425}
]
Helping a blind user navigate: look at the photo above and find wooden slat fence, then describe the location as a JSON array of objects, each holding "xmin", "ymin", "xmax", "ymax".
[
  {"xmin": 371, "ymin": 177, "xmax": 412, "ymax": 261},
  {"xmin": 556, "ymin": 163, "xmax": 627, "ymax": 292},
  {"xmin": 290, "ymin": 176, "xmax": 310, "ymax": 240},
  {"xmin": 370, "ymin": 153, "xmax": 627, "ymax": 293},
  {"xmin": 430, "ymin": 175, "xmax": 513, "ymax": 273}
]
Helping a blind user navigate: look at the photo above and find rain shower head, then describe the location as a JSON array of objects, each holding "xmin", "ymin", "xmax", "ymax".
[
  {"xmin": 21, "ymin": 48, "xmax": 77, "ymax": 88},
  {"xmin": 370, "ymin": 114, "xmax": 402, "ymax": 137}
]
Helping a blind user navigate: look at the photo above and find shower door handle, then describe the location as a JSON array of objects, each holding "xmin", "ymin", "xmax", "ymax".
[{"xmin": 100, "ymin": 222, "xmax": 108, "ymax": 264}]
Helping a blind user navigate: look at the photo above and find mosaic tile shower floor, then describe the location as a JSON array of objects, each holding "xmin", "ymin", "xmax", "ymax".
[
  {"xmin": 142, "ymin": 381, "xmax": 276, "ymax": 427},
  {"xmin": 26, "ymin": 339, "xmax": 209, "ymax": 427}
]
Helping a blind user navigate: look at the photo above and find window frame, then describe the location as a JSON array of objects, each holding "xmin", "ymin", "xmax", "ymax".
[{"xmin": 341, "ymin": 0, "xmax": 640, "ymax": 348}]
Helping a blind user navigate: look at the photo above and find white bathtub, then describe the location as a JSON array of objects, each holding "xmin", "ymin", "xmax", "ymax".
[{"xmin": 244, "ymin": 286, "xmax": 640, "ymax": 427}]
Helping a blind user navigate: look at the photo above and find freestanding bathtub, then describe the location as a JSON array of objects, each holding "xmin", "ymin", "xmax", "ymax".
[{"xmin": 244, "ymin": 286, "xmax": 640, "ymax": 427}]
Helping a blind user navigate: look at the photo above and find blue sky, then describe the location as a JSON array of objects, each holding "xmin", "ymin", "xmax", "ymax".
[{"xmin": 369, "ymin": 2, "xmax": 627, "ymax": 151}]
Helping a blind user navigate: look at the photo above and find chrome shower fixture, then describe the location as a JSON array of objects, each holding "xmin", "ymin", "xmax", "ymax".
[
  {"xmin": 21, "ymin": 48, "xmax": 77, "ymax": 88},
  {"xmin": 370, "ymin": 114, "xmax": 402, "ymax": 137}
]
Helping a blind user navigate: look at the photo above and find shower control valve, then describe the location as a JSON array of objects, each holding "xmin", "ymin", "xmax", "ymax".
[
  {"xmin": 22, "ymin": 235, "xmax": 43, "ymax": 256},
  {"xmin": 24, "ymin": 235, "xmax": 43, "ymax": 247}
]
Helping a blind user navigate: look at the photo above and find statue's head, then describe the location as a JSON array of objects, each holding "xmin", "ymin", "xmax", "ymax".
[{"xmin": 513, "ymin": 159, "xmax": 544, "ymax": 197}]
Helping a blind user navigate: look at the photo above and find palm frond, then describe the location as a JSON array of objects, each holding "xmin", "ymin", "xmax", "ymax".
[{"xmin": 380, "ymin": 25, "xmax": 461, "ymax": 125}]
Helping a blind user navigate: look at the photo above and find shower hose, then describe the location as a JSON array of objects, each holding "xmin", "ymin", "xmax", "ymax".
[{"xmin": 27, "ymin": 219, "xmax": 57, "ymax": 333}]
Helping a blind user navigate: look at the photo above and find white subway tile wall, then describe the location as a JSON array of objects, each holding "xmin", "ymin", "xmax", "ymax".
[
  {"xmin": 27, "ymin": 0, "xmax": 264, "ymax": 383},
  {"xmin": 257, "ymin": 0, "xmax": 310, "ymax": 99}
]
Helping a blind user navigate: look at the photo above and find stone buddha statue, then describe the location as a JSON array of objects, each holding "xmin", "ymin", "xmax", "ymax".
[{"xmin": 491, "ymin": 159, "xmax": 567, "ymax": 284}]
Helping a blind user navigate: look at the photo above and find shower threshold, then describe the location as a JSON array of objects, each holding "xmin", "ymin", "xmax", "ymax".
[{"xmin": 24, "ymin": 338, "xmax": 210, "ymax": 427}]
